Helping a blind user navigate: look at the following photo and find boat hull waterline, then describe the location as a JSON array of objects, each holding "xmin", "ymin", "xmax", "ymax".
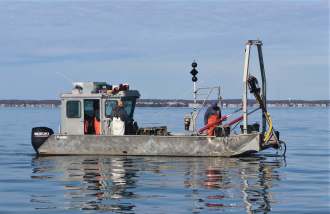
[{"xmin": 36, "ymin": 133, "xmax": 261, "ymax": 157}]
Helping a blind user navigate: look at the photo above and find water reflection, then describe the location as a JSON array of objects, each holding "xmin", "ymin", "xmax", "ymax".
[
  {"xmin": 31, "ymin": 156, "xmax": 137, "ymax": 212},
  {"xmin": 31, "ymin": 155, "xmax": 285, "ymax": 213}
]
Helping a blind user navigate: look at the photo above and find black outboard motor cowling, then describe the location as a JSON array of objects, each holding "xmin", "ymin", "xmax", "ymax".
[{"xmin": 31, "ymin": 127, "xmax": 54, "ymax": 153}]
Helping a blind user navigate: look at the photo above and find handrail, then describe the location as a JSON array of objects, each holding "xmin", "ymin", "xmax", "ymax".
[{"xmin": 195, "ymin": 86, "xmax": 221, "ymax": 121}]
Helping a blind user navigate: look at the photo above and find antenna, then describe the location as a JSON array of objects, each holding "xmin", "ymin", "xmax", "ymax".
[{"xmin": 54, "ymin": 71, "xmax": 73, "ymax": 85}]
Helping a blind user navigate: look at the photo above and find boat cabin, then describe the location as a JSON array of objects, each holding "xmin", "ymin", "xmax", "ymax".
[{"xmin": 60, "ymin": 82, "xmax": 140, "ymax": 135}]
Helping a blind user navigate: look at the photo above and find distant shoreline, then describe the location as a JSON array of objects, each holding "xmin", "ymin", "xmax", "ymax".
[{"xmin": 0, "ymin": 99, "xmax": 329, "ymax": 108}]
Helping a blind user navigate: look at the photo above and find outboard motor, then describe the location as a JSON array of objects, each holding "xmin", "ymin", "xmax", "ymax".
[{"xmin": 31, "ymin": 127, "xmax": 54, "ymax": 153}]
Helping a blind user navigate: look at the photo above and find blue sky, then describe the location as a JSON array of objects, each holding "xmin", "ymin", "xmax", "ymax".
[{"xmin": 0, "ymin": 0, "xmax": 328, "ymax": 100}]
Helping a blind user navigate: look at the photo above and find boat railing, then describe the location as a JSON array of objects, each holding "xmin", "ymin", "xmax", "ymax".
[
  {"xmin": 189, "ymin": 86, "xmax": 221, "ymax": 132},
  {"xmin": 194, "ymin": 86, "xmax": 221, "ymax": 118}
]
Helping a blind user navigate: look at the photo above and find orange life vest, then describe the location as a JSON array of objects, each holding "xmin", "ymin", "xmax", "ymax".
[
  {"xmin": 207, "ymin": 114, "xmax": 220, "ymax": 136},
  {"xmin": 94, "ymin": 117, "xmax": 101, "ymax": 135}
]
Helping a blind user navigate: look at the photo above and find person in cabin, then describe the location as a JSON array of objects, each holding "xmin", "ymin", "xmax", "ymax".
[
  {"xmin": 204, "ymin": 101, "xmax": 222, "ymax": 125},
  {"xmin": 207, "ymin": 107, "xmax": 221, "ymax": 136},
  {"xmin": 93, "ymin": 103, "xmax": 101, "ymax": 135},
  {"xmin": 84, "ymin": 116, "xmax": 94, "ymax": 135},
  {"xmin": 110, "ymin": 100, "xmax": 129, "ymax": 135}
]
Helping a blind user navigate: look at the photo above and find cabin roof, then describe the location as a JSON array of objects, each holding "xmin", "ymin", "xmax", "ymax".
[
  {"xmin": 60, "ymin": 82, "xmax": 141, "ymax": 99},
  {"xmin": 60, "ymin": 90, "xmax": 140, "ymax": 99}
]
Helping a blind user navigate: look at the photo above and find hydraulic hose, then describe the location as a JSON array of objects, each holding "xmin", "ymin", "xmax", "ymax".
[
  {"xmin": 248, "ymin": 75, "xmax": 279, "ymax": 145},
  {"xmin": 263, "ymin": 112, "xmax": 273, "ymax": 143}
]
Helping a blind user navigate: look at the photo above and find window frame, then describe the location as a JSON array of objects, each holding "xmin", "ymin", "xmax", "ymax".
[{"xmin": 66, "ymin": 100, "xmax": 81, "ymax": 118}]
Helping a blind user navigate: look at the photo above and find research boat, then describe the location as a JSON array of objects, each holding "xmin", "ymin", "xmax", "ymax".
[{"xmin": 31, "ymin": 40, "xmax": 286, "ymax": 157}]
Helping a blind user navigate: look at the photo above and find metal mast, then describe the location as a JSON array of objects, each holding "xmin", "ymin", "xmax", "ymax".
[
  {"xmin": 242, "ymin": 40, "xmax": 267, "ymax": 134},
  {"xmin": 242, "ymin": 42, "xmax": 251, "ymax": 134}
]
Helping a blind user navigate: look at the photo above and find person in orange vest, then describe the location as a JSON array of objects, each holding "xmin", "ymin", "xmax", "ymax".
[
  {"xmin": 93, "ymin": 104, "xmax": 101, "ymax": 135},
  {"xmin": 204, "ymin": 101, "xmax": 222, "ymax": 125},
  {"xmin": 207, "ymin": 107, "xmax": 221, "ymax": 136},
  {"xmin": 84, "ymin": 113, "xmax": 100, "ymax": 135},
  {"xmin": 94, "ymin": 115, "xmax": 101, "ymax": 135}
]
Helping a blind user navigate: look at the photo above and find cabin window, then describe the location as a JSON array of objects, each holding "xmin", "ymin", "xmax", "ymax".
[
  {"xmin": 105, "ymin": 100, "xmax": 117, "ymax": 118},
  {"xmin": 123, "ymin": 100, "xmax": 133, "ymax": 117},
  {"xmin": 105, "ymin": 99, "xmax": 135, "ymax": 118},
  {"xmin": 66, "ymin": 101, "xmax": 81, "ymax": 118}
]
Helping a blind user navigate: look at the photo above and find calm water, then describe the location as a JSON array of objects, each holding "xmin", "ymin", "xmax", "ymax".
[{"xmin": 0, "ymin": 107, "xmax": 329, "ymax": 213}]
